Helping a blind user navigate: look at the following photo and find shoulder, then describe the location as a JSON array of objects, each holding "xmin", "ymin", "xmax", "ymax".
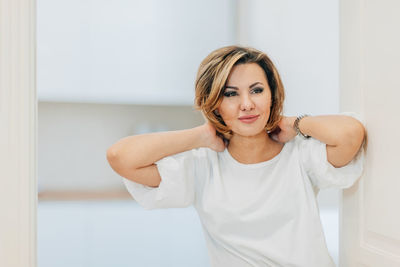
[
  {"xmin": 195, "ymin": 147, "xmax": 220, "ymax": 164},
  {"xmin": 282, "ymin": 135, "xmax": 306, "ymax": 154},
  {"xmin": 177, "ymin": 146, "xmax": 218, "ymax": 165},
  {"xmin": 192, "ymin": 146, "xmax": 211, "ymax": 157},
  {"xmin": 158, "ymin": 147, "xmax": 211, "ymax": 160},
  {"xmin": 290, "ymin": 135, "xmax": 324, "ymax": 150}
]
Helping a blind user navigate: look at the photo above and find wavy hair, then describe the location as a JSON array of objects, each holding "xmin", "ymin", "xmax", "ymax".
[{"xmin": 194, "ymin": 45, "xmax": 285, "ymax": 141}]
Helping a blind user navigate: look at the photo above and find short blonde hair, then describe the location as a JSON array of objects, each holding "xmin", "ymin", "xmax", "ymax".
[{"xmin": 194, "ymin": 45, "xmax": 285, "ymax": 141}]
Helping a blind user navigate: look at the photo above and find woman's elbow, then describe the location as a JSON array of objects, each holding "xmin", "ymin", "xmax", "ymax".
[
  {"xmin": 106, "ymin": 147, "xmax": 120, "ymax": 165},
  {"xmin": 351, "ymin": 120, "xmax": 365, "ymax": 146}
]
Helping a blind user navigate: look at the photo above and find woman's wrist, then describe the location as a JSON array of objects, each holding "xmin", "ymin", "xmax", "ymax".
[
  {"xmin": 293, "ymin": 115, "xmax": 311, "ymax": 138},
  {"xmin": 199, "ymin": 122, "xmax": 226, "ymax": 151},
  {"xmin": 194, "ymin": 124, "xmax": 211, "ymax": 148},
  {"xmin": 278, "ymin": 115, "xmax": 310, "ymax": 140}
]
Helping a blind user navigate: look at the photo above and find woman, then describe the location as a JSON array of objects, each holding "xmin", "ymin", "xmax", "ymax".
[{"xmin": 106, "ymin": 46, "xmax": 366, "ymax": 267}]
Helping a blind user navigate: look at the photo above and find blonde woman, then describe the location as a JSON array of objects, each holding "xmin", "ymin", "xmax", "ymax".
[{"xmin": 106, "ymin": 46, "xmax": 366, "ymax": 267}]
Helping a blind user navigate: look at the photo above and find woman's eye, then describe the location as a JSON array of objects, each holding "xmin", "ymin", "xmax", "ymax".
[
  {"xmin": 252, "ymin": 88, "xmax": 264, "ymax": 94},
  {"xmin": 223, "ymin": 88, "xmax": 263, "ymax": 97},
  {"xmin": 223, "ymin": 91, "xmax": 237, "ymax": 97}
]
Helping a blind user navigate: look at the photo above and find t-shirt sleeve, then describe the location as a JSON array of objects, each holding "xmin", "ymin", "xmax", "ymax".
[
  {"xmin": 297, "ymin": 112, "xmax": 365, "ymax": 190},
  {"xmin": 121, "ymin": 147, "xmax": 206, "ymax": 210}
]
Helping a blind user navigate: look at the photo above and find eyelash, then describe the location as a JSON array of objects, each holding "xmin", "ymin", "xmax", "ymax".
[{"xmin": 223, "ymin": 88, "xmax": 264, "ymax": 97}]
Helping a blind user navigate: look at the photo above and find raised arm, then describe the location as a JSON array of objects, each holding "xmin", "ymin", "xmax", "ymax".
[
  {"xmin": 106, "ymin": 122, "xmax": 225, "ymax": 187},
  {"xmin": 295, "ymin": 115, "xmax": 365, "ymax": 167}
]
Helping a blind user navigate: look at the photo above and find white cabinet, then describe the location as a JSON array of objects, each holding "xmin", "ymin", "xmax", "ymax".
[{"xmin": 37, "ymin": 0, "xmax": 236, "ymax": 105}]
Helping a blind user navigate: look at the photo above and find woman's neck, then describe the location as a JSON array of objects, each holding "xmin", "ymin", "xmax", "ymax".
[{"xmin": 227, "ymin": 131, "xmax": 282, "ymax": 164}]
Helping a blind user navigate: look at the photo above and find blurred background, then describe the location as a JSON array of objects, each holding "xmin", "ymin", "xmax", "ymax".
[{"xmin": 37, "ymin": 0, "xmax": 341, "ymax": 266}]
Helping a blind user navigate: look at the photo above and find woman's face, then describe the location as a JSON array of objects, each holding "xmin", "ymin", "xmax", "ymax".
[{"xmin": 216, "ymin": 63, "xmax": 272, "ymax": 138}]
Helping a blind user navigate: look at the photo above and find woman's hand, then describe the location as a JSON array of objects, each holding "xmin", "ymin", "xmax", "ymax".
[
  {"xmin": 269, "ymin": 116, "xmax": 297, "ymax": 143},
  {"xmin": 202, "ymin": 122, "xmax": 227, "ymax": 152}
]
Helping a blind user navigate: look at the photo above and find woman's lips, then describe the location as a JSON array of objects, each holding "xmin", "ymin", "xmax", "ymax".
[{"xmin": 238, "ymin": 115, "xmax": 259, "ymax": 123}]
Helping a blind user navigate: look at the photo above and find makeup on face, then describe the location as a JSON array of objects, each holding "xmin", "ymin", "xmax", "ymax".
[
  {"xmin": 238, "ymin": 115, "xmax": 260, "ymax": 124},
  {"xmin": 223, "ymin": 82, "xmax": 265, "ymax": 98},
  {"xmin": 217, "ymin": 63, "xmax": 272, "ymax": 137}
]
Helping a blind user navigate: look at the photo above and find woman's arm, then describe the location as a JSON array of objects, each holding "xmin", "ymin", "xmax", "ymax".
[
  {"xmin": 296, "ymin": 115, "xmax": 365, "ymax": 168},
  {"xmin": 106, "ymin": 122, "xmax": 225, "ymax": 187},
  {"xmin": 275, "ymin": 115, "xmax": 365, "ymax": 168}
]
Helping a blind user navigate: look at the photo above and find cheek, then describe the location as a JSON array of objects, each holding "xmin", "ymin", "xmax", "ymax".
[
  {"xmin": 256, "ymin": 97, "xmax": 270, "ymax": 111},
  {"xmin": 218, "ymin": 102, "xmax": 234, "ymax": 120}
]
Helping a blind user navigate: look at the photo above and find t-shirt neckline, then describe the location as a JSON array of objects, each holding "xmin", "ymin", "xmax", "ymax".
[{"xmin": 222, "ymin": 142, "xmax": 287, "ymax": 169}]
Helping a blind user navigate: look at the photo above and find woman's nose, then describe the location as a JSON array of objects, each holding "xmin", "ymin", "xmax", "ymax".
[{"xmin": 240, "ymin": 93, "xmax": 255, "ymax": 111}]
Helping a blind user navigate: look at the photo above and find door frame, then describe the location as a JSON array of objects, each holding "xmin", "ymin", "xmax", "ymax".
[{"xmin": 0, "ymin": 0, "xmax": 37, "ymax": 266}]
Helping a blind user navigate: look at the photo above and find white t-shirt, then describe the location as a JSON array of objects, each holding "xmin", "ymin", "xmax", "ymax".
[{"xmin": 122, "ymin": 135, "xmax": 364, "ymax": 267}]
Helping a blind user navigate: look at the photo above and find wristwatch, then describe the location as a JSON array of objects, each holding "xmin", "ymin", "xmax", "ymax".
[{"xmin": 294, "ymin": 115, "xmax": 311, "ymax": 139}]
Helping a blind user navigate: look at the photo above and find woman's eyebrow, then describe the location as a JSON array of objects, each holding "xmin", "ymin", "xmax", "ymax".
[{"xmin": 224, "ymin": 82, "xmax": 263, "ymax": 90}]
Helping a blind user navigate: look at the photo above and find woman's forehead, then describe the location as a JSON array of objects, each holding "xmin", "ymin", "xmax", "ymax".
[{"xmin": 226, "ymin": 63, "xmax": 268, "ymax": 86}]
